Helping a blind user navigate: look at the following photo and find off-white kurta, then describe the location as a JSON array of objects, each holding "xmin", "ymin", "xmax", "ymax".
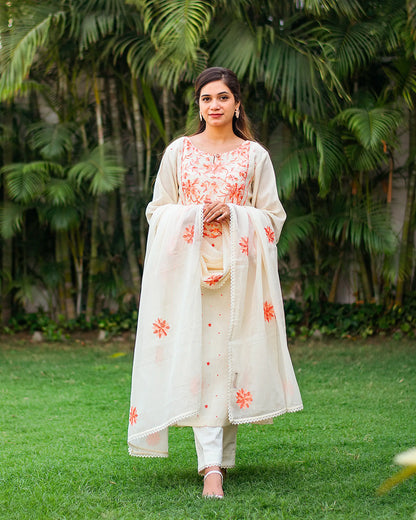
[{"xmin": 128, "ymin": 137, "xmax": 303, "ymax": 457}]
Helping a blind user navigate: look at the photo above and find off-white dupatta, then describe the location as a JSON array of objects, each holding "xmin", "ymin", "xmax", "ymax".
[
  {"xmin": 128, "ymin": 200, "xmax": 303, "ymax": 457},
  {"xmin": 128, "ymin": 203, "xmax": 203, "ymax": 457}
]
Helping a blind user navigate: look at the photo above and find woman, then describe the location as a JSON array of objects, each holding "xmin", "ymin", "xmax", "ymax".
[{"xmin": 128, "ymin": 67, "xmax": 303, "ymax": 498}]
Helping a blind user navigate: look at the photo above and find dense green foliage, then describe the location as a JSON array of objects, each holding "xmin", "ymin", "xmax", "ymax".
[
  {"xmin": 1, "ymin": 339, "xmax": 415, "ymax": 519},
  {"xmin": 3, "ymin": 295, "xmax": 416, "ymax": 341},
  {"xmin": 1, "ymin": 0, "xmax": 416, "ymax": 323}
]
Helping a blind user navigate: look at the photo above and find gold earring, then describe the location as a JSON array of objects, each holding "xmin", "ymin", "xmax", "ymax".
[{"xmin": 235, "ymin": 108, "xmax": 240, "ymax": 119}]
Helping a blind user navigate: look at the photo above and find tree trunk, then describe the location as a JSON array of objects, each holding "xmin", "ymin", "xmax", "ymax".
[
  {"xmin": 55, "ymin": 233, "xmax": 66, "ymax": 319},
  {"xmin": 130, "ymin": 77, "xmax": 145, "ymax": 193},
  {"xmin": 69, "ymin": 227, "xmax": 84, "ymax": 317},
  {"xmin": 108, "ymin": 77, "xmax": 141, "ymax": 295},
  {"xmin": 129, "ymin": 78, "xmax": 147, "ymax": 266},
  {"xmin": 357, "ymin": 249, "xmax": 373, "ymax": 303},
  {"xmin": 60, "ymin": 231, "xmax": 76, "ymax": 320},
  {"xmin": 85, "ymin": 201, "xmax": 99, "ymax": 322},
  {"xmin": 162, "ymin": 87, "xmax": 171, "ymax": 144},
  {"xmin": 1, "ymin": 107, "xmax": 13, "ymax": 325},
  {"xmin": 86, "ymin": 72, "xmax": 104, "ymax": 321},
  {"xmin": 395, "ymin": 108, "xmax": 416, "ymax": 305}
]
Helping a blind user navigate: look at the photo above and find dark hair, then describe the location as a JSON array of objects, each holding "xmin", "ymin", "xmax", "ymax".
[{"xmin": 193, "ymin": 67, "xmax": 254, "ymax": 141}]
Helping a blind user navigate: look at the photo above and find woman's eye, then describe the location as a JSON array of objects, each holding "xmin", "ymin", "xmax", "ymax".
[{"xmin": 220, "ymin": 96, "xmax": 229, "ymax": 100}]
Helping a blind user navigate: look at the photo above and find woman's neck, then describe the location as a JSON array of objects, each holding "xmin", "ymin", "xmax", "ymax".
[
  {"xmin": 190, "ymin": 128, "xmax": 244, "ymax": 154},
  {"xmin": 200, "ymin": 126, "xmax": 241, "ymax": 145}
]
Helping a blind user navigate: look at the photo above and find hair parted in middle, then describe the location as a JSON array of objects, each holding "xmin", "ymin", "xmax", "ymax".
[{"xmin": 193, "ymin": 67, "xmax": 254, "ymax": 141}]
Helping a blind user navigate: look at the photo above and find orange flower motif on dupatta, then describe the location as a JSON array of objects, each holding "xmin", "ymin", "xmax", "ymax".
[
  {"xmin": 129, "ymin": 406, "xmax": 138, "ymax": 425},
  {"xmin": 236, "ymin": 388, "xmax": 253, "ymax": 409},
  {"xmin": 239, "ymin": 236, "xmax": 249, "ymax": 255},
  {"xmin": 263, "ymin": 301, "xmax": 276, "ymax": 322},
  {"xmin": 264, "ymin": 226, "xmax": 275, "ymax": 244},
  {"xmin": 183, "ymin": 225, "xmax": 194, "ymax": 244},
  {"xmin": 153, "ymin": 318, "xmax": 170, "ymax": 338}
]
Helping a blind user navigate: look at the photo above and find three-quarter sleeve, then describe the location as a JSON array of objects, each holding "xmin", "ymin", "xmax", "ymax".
[
  {"xmin": 250, "ymin": 145, "xmax": 286, "ymax": 242},
  {"xmin": 145, "ymin": 140, "xmax": 182, "ymax": 223}
]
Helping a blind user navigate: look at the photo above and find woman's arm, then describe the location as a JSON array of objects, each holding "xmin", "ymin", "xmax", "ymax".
[
  {"xmin": 145, "ymin": 140, "xmax": 181, "ymax": 223},
  {"xmin": 250, "ymin": 145, "xmax": 286, "ymax": 242}
]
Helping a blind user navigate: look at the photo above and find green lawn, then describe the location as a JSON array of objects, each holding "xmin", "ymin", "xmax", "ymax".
[{"xmin": 1, "ymin": 337, "xmax": 415, "ymax": 520}]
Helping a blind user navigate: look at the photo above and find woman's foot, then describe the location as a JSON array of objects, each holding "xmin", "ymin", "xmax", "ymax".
[{"xmin": 202, "ymin": 466, "xmax": 224, "ymax": 498}]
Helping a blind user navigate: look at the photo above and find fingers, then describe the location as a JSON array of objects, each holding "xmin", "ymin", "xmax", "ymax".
[{"xmin": 203, "ymin": 202, "xmax": 230, "ymax": 223}]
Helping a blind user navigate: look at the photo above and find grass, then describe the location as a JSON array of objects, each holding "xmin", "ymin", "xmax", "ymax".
[{"xmin": 1, "ymin": 337, "xmax": 416, "ymax": 520}]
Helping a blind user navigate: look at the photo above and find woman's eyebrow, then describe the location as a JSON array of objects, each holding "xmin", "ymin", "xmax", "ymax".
[{"xmin": 201, "ymin": 91, "xmax": 230, "ymax": 97}]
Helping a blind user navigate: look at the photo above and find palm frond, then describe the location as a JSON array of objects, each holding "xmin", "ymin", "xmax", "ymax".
[
  {"xmin": 140, "ymin": 81, "xmax": 166, "ymax": 140},
  {"xmin": 0, "ymin": 201, "xmax": 25, "ymax": 239},
  {"xmin": 271, "ymin": 139, "xmax": 318, "ymax": 198},
  {"xmin": 146, "ymin": 46, "xmax": 208, "ymax": 88},
  {"xmin": 210, "ymin": 20, "xmax": 260, "ymax": 82},
  {"xmin": 145, "ymin": 0, "xmax": 213, "ymax": 60},
  {"xmin": 384, "ymin": 58, "xmax": 416, "ymax": 108},
  {"xmin": 69, "ymin": 145, "xmax": 125, "ymax": 195},
  {"xmin": 0, "ymin": 5, "xmax": 66, "ymax": 101},
  {"xmin": 328, "ymin": 200, "xmax": 398, "ymax": 254},
  {"xmin": 113, "ymin": 34, "xmax": 154, "ymax": 78},
  {"xmin": 212, "ymin": 18, "xmax": 342, "ymax": 117},
  {"xmin": 323, "ymin": 21, "xmax": 382, "ymax": 80},
  {"xmin": 1, "ymin": 162, "xmax": 61, "ymax": 203},
  {"xmin": 302, "ymin": 0, "xmax": 363, "ymax": 20},
  {"xmin": 79, "ymin": 13, "xmax": 118, "ymax": 51},
  {"xmin": 344, "ymin": 144, "xmax": 387, "ymax": 172},
  {"xmin": 407, "ymin": 0, "xmax": 416, "ymax": 41},
  {"xmin": 39, "ymin": 205, "xmax": 80, "ymax": 231},
  {"xmin": 313, "ymin": 124, "xmax": 346, "ymax": 194},
  {"xmin": 278, "ymin": 212, "xmax": 316, "ymax": 258},
  {"xmin": 336, "ymin": 107, "xmax": 402, "ymax": 149},
  {"xmin": 28, "ymin": 122, "xmax": 77, "ymax": 161},
  {"xmin": 44, "ymin": 178, "xmax": 77, "ymax": 206}
]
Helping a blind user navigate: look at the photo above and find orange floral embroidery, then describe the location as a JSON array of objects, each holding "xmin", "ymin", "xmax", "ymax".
[
  {"xmin": 182, "ymin": 178, "xmax": 199, "ymax": 200},
  {"xmin": 205, "ymin": 274, "xmax": 223, "ymax": 286},
  {"xmin": 153, "ymin": 318, "xmax": 170, "ymax": 338},
  {"xmin": 183, "ymin": 225, "xmax": 194, "ymax": 244},
  {"xmin": 264, "ymin": 226, "xmax": 275, "ymax": 243},
  {"xmin": 263, "ymin": 301, "xmax": 276, "ymax": 322},
  {"xmin": 129, "ymin": 406, "xmax": 138, "ymax": 425},
  {"xmin": 236, "ymin": 388, "xmax": 253, "ymax": 409},
  {"xmin": 226, "ymin": 182, "xmax": 245, "ymax": 203},
  {"xmin": 239, "ymin": 236, "xmax": 249, "ymax": 255},
  {"xmin": 180, "ymin": 138, "xmax": 250, "ymax": 205}
]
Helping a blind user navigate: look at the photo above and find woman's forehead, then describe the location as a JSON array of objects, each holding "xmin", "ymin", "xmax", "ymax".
[{"xmin": 200, "ymin": 80, "xmax": 232, "ymax": 96}]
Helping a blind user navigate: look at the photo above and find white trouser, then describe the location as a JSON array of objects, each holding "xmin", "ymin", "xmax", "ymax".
[{"xmin": 193, "ymin": 425, "xmax": 238, "ymax": 474}]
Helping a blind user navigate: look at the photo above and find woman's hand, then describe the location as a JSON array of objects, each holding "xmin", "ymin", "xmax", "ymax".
[{"xmin": 203, "ymin": 202, "xmax": 230, "ymax": 223}]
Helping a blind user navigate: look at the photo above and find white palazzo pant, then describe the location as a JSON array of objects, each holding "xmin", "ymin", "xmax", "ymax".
[{"xmin": 193, "ymin": 425, "xmax": 238, "ymax": 474}]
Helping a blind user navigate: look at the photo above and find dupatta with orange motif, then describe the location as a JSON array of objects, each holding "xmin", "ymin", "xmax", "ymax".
[{"xmin": 128, "ymin": 196, "xmax": 303, "ymax": 458}]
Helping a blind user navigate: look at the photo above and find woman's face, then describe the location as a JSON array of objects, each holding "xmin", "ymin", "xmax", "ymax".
[{"xmin": 199, "ymin": 80, "xmax": 240, "ymax": 129}]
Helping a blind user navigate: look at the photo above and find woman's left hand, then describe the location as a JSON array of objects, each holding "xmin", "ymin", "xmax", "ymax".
[{"xmin": 203, "ymin": 202, "xmax": 230, "ymax": 223}]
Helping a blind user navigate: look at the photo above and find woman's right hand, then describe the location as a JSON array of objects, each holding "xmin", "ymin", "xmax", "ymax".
[{"xmin": 203, "ymin": 202, "xmax": 230, "ymax": 223}]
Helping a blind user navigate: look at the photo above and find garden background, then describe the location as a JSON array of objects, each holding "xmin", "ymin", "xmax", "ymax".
[
  {"xmin": 1, "ymin": 0, "xmax": 416, "ymax": 337},
  {"xmin": 1, "ymin": 3, "xmax": 416, "ymax": 519}
]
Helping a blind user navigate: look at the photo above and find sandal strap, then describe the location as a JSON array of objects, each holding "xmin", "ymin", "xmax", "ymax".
[{"xmin": 204, "ymin": 469, "xmax": 224, "ymax": 482}]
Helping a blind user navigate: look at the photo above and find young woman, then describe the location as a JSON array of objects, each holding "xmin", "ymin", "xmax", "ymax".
[{"xmin": 128, "ymin": 67, "xmax": 303, "ymax": 498}]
